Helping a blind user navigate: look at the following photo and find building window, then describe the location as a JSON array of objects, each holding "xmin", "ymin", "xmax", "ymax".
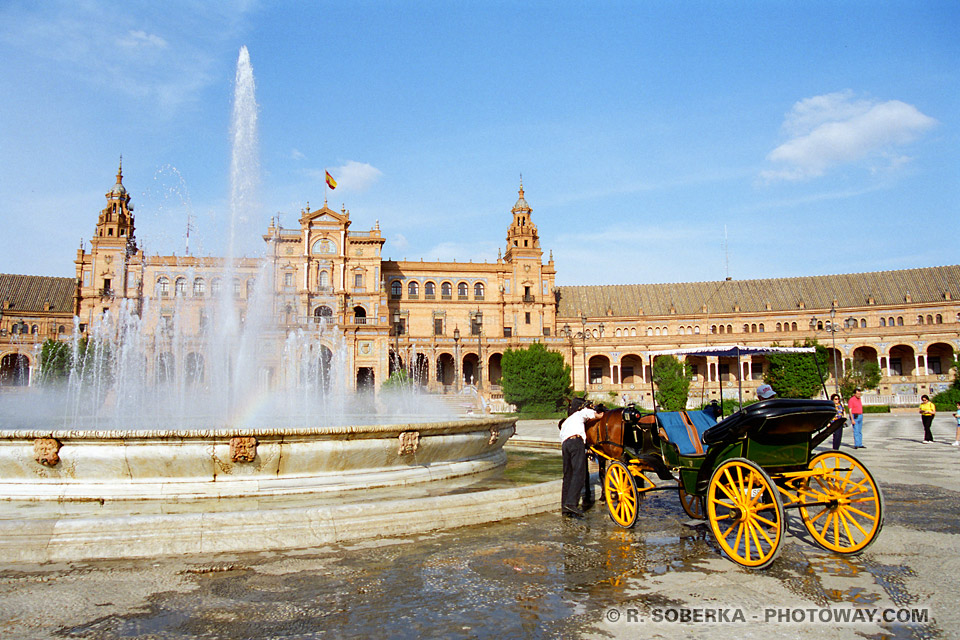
[
  {"xmin": 758, "ymin": 324, "xmax": 764, "ymax": 332},
  {"xmin": 890, "ymin": 358, "xmax": 902, "ymax": 376},
  {"xmin": 474, "ymin": 282, "xmax": 484, "ymax": 300},
  {"xmin": 193, "ymin": 278, "xmax": 205, "ymax": 296},
  {"xmin": 211, "ymin": 278, "xmax": 221, "ymax": 296},
  {"xmin": 589, "ymin": 367, "xmax": 602, "ymax": 384},
  {"xmin": 458, "ymin": 282, "xmax": 468, "ymax": 300},
  {"xmin": 434, "ymin": 318, "xmax": 443, "ymax": 336},
  {"xmin": 543, "ymin": 327, "xmax": 551, "ymax": 337},
  {"xmin": 880, "ymin": 318, "xmax": 886, "ymax": 327},
  {"xmin": 791, "ymin": 322, "xmax": 797, "ymax": 331},
  {"xmin": 425, "ymin": 282, "xmax": 436, "ymax": 299},
  {"xmin": 504, "ymin": 327, "xmax": 512, "ymax": 337},
  {"xmin": 917, "ymin": 315, "xmax": 924, "ymax": 325},
  {"xmin": 175, "ymin": 277, "xmax": 186, "ymax": 296},
  {"xmin": 936, "ymin": 314, "xmax": 942, "ymax": 324},
  {"xmin": 284, "ymin": 272, "xmax": 294, "ymax": 288},
  {"xmin": 525, "ymin": 312, "xmax": 531, "ymax": 324},
  {"xmin": 897, "ymin": 316, "xmax": 903, "ymax": 326},
  {"xmin": 390, "ymin": 280, "xmax": 402, "ymax": 299},
  {"xmin": 354, "ymin": 273, "xmax": 364, "ymax": 290},
  {"xmin": 441, "ymin": 282, "xmax": 452, "ymax": 300},
  {"xmin": 929, "ymin": 356, "xmax": 942, "ymax": 375},
  {"xmin": 157, "ymin": 277, "xmax": 170, "ymax": 296},
  {"xmin": 318, "ymin": 270, "xmax": 329, "ymax": 289},
  {"xmin": 408, "ymin": 281, "xmax": 419, "ymax": 298},
  {"xmin": 860, "ymin": 319, "xmax": 866, "ymax": 328},
  {"xmin": 234, "ymin": 279, "xmax": 242, "ymax": 297}
]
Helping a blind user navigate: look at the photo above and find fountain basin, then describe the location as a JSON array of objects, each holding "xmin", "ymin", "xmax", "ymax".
[{"xmin": 0, "ymin": 417, "xmax": 515, "ymax": 501}]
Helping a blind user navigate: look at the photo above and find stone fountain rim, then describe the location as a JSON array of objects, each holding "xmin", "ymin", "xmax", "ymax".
[{"xmin": 0, "ymin": 416, "xmax": 517, "ymax": 440}]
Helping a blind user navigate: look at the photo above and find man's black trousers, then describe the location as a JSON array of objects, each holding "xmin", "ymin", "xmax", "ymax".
[{"xmin": 561, "ymin": 436, "xmax": 586, "ymax": 508}]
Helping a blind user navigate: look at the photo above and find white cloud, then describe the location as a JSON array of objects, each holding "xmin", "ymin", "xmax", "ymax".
[
  {"xmin": 117, "ymin": 30, "xmax": 167, "ymax": 50},
  {"xmin": 391, "ymin": 233, "xmax": 409, "ymax": 251},
  {"xmin": 332, "ymin": 161, "xmax": 383, "ymax": 191},
  {"xmin": 307, "ymin": 160, "xmax": 383, "ymax": 192},
  {"xmin": 761, "ymin": 91, "xmax": 937, "ymax": 182},
  {"xmin": 290, "ymin": 148, "xmax": 305, "ymax": 160}
]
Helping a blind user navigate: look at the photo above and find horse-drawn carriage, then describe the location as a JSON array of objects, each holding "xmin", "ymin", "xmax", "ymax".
[{"xmin": 585, "ymin": 346, "xmax": 884, "ymax": 569}]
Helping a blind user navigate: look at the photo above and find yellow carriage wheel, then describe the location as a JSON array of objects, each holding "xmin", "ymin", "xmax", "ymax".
[
  {"xmin": 706, "ymin": 458, "xmax": 784, "ymax": 569},
  {"xmin": 679, "ymin": 486, "xmax": 705, "ymax": 520},
  {"xmin": 604, "ymin": 461, "xmax": 639, "ymax": 528},
  {"xmin": 799, "ymin": 451, "xmax": 884, "ymax": 554}
]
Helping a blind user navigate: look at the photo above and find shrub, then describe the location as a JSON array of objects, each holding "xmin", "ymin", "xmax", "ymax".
[
  {"xmin": 764, "ymin": 340, "xmax": 829, "ymax": 398},
  {"xmin": 932, "ymin": 387, "xmax": 960, "ymax": 412},
  {"xmin": 651, "ymin": 355, "xmax": 692, "ymax": 411},
  {"xmin": 501, "ymin": 342, "xmax": 571, "ymax": 413}
]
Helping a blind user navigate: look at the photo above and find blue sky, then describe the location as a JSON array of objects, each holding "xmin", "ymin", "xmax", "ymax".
[{"xmin": 1, "ymin": 1, "xmax": 956, "ymax": 285}]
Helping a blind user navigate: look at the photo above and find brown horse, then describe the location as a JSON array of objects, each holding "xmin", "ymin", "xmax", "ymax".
[{"xmin": 585, "ymin": 408, "xmax": 673, "ymax": 482}]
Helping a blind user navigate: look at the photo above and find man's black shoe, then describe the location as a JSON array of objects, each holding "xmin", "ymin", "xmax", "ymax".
[
  {"xmin": 562, "ymin": 505, "xmax": 585, "ymax": 518},
  {"xmin": 581, "ymin": 499, "xmax": 595, "ymax": 510}
]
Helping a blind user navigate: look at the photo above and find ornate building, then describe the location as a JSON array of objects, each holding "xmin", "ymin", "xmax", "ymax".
[{"xmin": 1, "ymin": 165, "xmax": 959, "ymax": 406}]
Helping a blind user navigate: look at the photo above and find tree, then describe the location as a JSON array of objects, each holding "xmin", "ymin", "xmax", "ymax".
[
  {"xmin": 763, "ymin": 340, "xmax": 829, "ymax": 399},
  {"xmin": 652, "ymin": 355, "xmax": 692, "ymax": 411},
  {"xmin": 37, "ymin": 338, "xmax": 73, "ymax": 385},
  {"xmin": 380, "ymin": 369, "xmax": 411, "ymax": 391},
  {"xmin": 500, "ymin": 342, "xmax": 571, "ymax": 413},
  {"xmin": 838, "ymin": 360, "xmax": 882, "ymax": 399}
]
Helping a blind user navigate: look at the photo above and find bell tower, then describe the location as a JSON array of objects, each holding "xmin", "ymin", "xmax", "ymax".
[
  {"xmin": 92, "ymin": 158, "xmax": 136, "ymax": 253},
  {"xmin": 504, "ymin": 179, "xmax": 541, "ymax": 262}
]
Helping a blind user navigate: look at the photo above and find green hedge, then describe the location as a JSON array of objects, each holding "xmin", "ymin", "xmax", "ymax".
[{"xmin": 862, "ymin": 405, "xmax": 890, "ymax": 413}]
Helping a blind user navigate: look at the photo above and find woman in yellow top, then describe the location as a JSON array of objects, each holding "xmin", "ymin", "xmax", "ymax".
[{"xmin": 919, "ymin": 394, "xmax": 936, "ymax": 443}]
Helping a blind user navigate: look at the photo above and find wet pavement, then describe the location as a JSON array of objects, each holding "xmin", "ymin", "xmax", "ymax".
[{"xmin": 2, "ymin": 414, "xmax": 960, "ymax": 639}]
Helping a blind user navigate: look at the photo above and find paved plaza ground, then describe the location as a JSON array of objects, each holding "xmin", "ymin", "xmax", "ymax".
[{"xmin": 2, "ymin": 413, "xmax": 960, "ymax": 639}]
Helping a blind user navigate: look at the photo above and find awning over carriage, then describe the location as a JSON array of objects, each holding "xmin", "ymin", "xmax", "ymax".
[
  {"xmin": 645, "ymin": 345, "xmax": 815, "ymax": 358},
  {"xmin": 642, "ymin": 345, "xmax": 820, "ymax": 410}
]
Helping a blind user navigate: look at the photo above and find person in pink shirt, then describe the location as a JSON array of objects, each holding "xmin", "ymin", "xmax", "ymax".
[{"xmin": 848, "ymin": 388, "xmax": 864, "ymax": 449}]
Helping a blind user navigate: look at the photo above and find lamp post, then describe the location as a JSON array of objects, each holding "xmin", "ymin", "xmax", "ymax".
[
  {"xmin": 453, "ymin": 326, "xmax": 461, "ymax": 392},
  {"xmin": 810, "ymin": 304, "xmax": 857, "ymax": 395},
  {"xmin": 392, "ymin": 311, "xmax": 401, "ymax": 376},
  {"xmin": 475, "ymin": 309, "xmax": 483, "ymax": 390},
  {"xmin": 580, "ymin": 314, "xmax": 588, "ymax": 388}
]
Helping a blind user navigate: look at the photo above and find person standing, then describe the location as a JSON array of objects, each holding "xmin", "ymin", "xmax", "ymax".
[
  {"xmin": 559, "ymin": 402, "xmax": 599, "ymax": 518},
  {"xmin": 951, "ymin": 401, "xmax": 960, "ymax": 447},
  {"xmin": 848, "ymin": 388, "xmax": 865, "ymax": 449},
  {"xmin": 919, "ymin": 394, "xmax": 937, "ymax": 443},
  {"xmin": 830, "ymin": 393, "xmax": 845, "ymax": 450}
]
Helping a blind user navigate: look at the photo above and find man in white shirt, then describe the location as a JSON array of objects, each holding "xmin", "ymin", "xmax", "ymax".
[{"xmin": 559, "ymin": 403, "xmax": 600, "ymax": 517}]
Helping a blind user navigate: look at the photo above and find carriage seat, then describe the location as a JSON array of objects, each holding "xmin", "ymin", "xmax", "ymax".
[{"xmin": 656, "ymin": 410, "xmax": 717, "ymax": 456}]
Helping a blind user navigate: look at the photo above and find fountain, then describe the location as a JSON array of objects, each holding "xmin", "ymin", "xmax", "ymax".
[{"xmin": 0, "ymin": 47, "xmax": 530, "ymax": 562}]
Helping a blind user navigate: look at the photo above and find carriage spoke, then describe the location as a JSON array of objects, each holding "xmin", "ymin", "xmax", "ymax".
[
  {"xmin": 754, "ymin": 518, "xmax": 776, "ymax": 547},
  {"xmin": 837, "ymin": 508, "xmax": 858, "ymax": 543}
]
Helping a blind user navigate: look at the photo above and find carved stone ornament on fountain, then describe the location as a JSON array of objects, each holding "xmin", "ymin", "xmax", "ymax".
[
  {"xmin": 488, "ymin": 428, "xmax": 500, "ymax": 446},
  {"xmin": 229, "ymin": 436, "xmax": 258, "ymax": 463},
  {"xmin": 33, "ymin": 437, "xmax": 62, "ymax": 467},
  {"xmin": 398, "ymin": 431, "xmax": 420, "ymax": 455}
]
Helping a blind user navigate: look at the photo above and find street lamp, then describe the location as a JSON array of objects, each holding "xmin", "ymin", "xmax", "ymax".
[
  {"xmin": 453, "ymin": 326, "xmax": 461, "ymax": 392},
  {"xmin": 566, "ymin": 315, "xmax": 604, "ymax": 390},
  {"xmin": 474, "ymin": 309, "xmax": 483, "ymax": 390},
  {"xmin": 392, "ymin": 311, "xmax": 402, "ymax": 376},
  {"xmin": 810, "ymin": 304, "xmax": 857, "ymax": 395}
]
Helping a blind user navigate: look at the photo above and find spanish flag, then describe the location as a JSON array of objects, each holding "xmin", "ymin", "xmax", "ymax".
[{"xmin": 325, "ymin": 170, "xmax": 337, "ymax": 190}]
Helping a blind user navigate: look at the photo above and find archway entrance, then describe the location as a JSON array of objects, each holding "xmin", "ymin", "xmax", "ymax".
[{"xmin": 0, "ymin": 353, "xmax": 29, "ymax": 386}]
